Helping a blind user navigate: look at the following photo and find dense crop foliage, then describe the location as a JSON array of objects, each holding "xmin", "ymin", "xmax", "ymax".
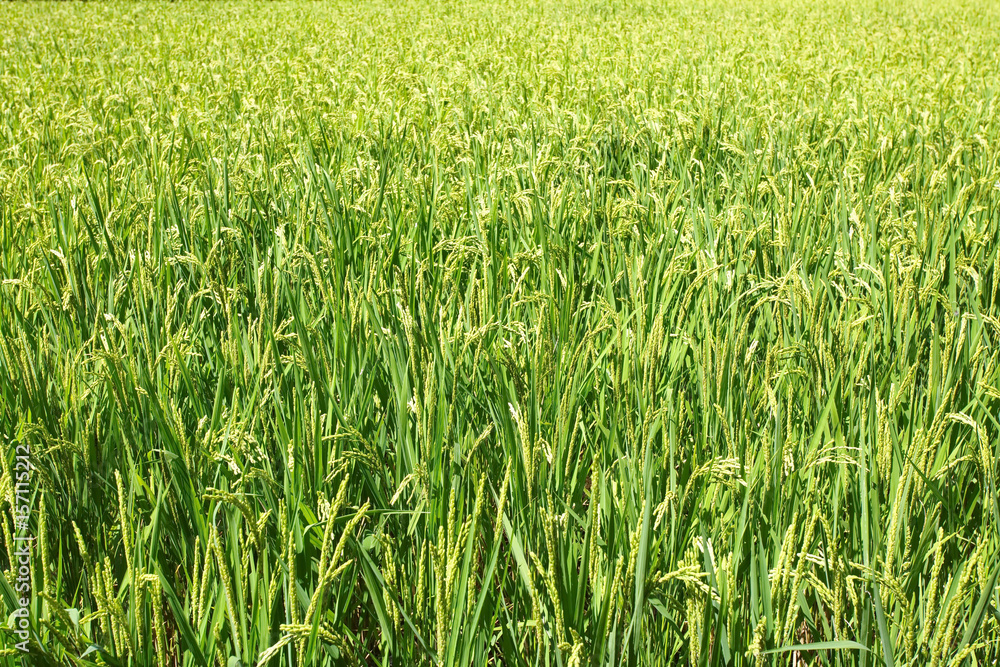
[{"xmin": 2, "ymin": 0, "xmax": 1000, "ymax": 665}]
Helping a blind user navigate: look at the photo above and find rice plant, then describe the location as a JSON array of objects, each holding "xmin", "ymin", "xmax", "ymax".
[{"xmin": 1, "ymin": 0, "xmax": 999, "ymax": 665}]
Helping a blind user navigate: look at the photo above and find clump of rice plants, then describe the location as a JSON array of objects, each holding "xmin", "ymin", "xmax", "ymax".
[{"xmin": 1, "ymin": 0, "xmax": 999, "ymax": 665}]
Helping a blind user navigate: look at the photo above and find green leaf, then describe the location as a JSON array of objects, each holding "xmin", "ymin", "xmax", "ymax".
[
  {"xmin": 764, "ymin": 640, "xmax": 871, "ymax": 654},
  {"xmin": 157, "ymin": 568, "xmax": 210, "ymax": 667}
]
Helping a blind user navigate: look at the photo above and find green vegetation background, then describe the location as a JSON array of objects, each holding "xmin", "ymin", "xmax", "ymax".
[{"xmin": 1, "ymin": 0, "xmax": 999, "ymax": 665}]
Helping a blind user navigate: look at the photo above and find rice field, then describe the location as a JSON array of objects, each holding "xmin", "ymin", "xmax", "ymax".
[{"xmin": 1, "ymin": 0, "xmax": 1000, "ymax": 664}]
